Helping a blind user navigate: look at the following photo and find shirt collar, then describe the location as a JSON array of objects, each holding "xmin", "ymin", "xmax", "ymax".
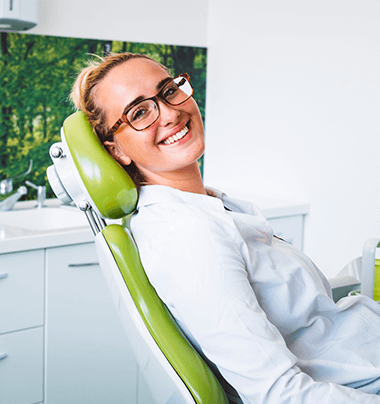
[
  {"xmin": 136, "ymin": 185, "xmax": 273, "ymax": 244},
  {"xmin": 137, "ymin": 185, "xmax": 226, "ymax": 211}
]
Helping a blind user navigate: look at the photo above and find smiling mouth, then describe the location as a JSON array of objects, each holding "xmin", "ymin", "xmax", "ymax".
[{"xmin": 161, "ymin": 124, "xmax": 189, "ymax": 145}]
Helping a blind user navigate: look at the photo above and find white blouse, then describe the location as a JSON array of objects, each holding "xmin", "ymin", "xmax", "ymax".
[{"xmin": 130, "ymin": 185, "xmax": 380, "ymax": 404}]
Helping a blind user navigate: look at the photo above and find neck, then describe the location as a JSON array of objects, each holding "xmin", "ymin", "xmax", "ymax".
[{"xmin": 142, "ymin": 162, "xmax": 207, "ymax": 195}]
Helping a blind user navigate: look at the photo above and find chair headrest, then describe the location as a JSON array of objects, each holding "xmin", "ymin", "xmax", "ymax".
[{"xmin": 49, "ymin": 111, "xmax": 137, "ymax": 220}]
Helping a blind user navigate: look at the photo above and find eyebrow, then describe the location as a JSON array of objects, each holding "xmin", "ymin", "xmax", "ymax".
[{"xmin": 121, "ymin": 76, "xmax": 173, "ymax": 116}]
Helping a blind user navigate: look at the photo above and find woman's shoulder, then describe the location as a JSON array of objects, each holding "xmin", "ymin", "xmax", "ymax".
[
  {"xmin": 130, "ymin": 185, "xmax": 242, "ymax": 255},
  {"xmin": 131, "ymin": 187, "xmax": 247, "ymax": 284}
]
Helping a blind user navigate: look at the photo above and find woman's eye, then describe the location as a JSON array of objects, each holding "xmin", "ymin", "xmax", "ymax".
[
  {"xmin": 163, "ymin": 85, "xmax": 178, "ymax": 100},
  {"xmin": 130, "ymin": 106, "xmax": 148, "ymax": 122}
]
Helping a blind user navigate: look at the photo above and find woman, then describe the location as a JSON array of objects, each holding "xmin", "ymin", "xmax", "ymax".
[{"xmin": 71, "ymin": 52, "xmax": 380, "ymax": 403}]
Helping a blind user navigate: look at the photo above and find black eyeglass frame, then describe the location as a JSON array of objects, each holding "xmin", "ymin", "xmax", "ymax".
[{"xmin": 107, "ymin": 73, "xmax": 193, "ymax": 136}]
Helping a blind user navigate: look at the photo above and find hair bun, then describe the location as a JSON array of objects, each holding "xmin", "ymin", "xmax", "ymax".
[{"xmin": 70, "ymin": 65, "xmax": 94, "ymax": 110}]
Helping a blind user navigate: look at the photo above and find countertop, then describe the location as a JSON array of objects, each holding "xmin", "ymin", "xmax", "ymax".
[
  {"xmin": 208, "ymin": 179, "xmax": 309, "ymax": 218},
  {"xmin": 0, "ymin": 196, "xmax": 309, "ymax": 255},
  {"xmin": 0, "ymin": 199, "xmax": 93, "ymax": 254},
  {"xmin": 252, "ymin": 195, "xmax": 309, "ymax": 219}
]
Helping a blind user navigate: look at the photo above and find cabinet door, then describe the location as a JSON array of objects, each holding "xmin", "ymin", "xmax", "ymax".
[{"xmin": 45, "ymin": 242, "xmax": 138, "ymax": 404}]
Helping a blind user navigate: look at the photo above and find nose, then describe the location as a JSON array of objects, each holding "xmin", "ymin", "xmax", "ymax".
[{"xmin": 157, "ymin": 99, "xmax": 180, "ymax": 127}]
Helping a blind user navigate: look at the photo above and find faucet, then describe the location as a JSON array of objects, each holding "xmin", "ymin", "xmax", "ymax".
[
  {"xmin": 25, "ymin": 181, "xmax": 46, "ymax": 208},
  {"xmin": 0, "ymin": 186, "xmax": 28, "ymax": 212},
  {"xmin": 0, "ymin": 160, "xmax": 33, "ymax": 212}
]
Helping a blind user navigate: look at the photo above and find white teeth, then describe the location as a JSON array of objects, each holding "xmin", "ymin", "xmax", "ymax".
[{"xmin": 162, "ymin": 126, "xmax": 188, "ymax": 145}]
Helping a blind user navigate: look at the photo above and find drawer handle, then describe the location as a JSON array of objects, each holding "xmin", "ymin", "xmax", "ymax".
[
  {"xmin": 0, "ymin": 272, "xmax": 8, "ymax": 280},
  {"xmin": 68, "ymin": 263, "xmax": 99, "ymax": 268},
  {"xmin": 0, "ymin": 353, "xmax": 8, "ymax": 361}
]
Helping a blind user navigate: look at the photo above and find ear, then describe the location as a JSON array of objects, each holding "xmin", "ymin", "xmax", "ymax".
[{"xmin": 104, "ymin": 140, "xmax": 132, "ymax": 166}]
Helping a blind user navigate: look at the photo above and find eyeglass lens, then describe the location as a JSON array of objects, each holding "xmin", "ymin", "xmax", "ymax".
[{"xmin": 126, "ymin": 76, "xmax": 192, "ymax": 130}]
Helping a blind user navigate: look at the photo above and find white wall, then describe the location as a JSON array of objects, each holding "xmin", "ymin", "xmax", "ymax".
[
  {"xmin": 30, "ymin": 0, "xmax": 208, "ymax": 47},
  {"xmin": 205, "ymin": 0, "xmax": 380, "ymax": 278},
  {"xmin": 29, "ymin": 0, "xmax": 380, "ymax": 278}
]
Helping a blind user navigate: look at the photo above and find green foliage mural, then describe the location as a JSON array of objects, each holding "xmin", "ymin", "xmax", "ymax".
[{"xmin": 0, "ymin": 32, "xmax": 207, "ymax": 200}]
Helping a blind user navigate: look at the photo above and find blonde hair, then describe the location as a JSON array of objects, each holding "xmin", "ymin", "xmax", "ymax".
[
  {"xmin": 70, "ymin": 52, "xmax": 169, "ymax": 189},
  {"xmin": 71, "ymin": 52, "xmax": 166, "ymax": 141}
]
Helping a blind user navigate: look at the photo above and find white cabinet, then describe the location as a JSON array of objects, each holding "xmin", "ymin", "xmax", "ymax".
[
  {"xmin": 45, "ymin": 242, "xmax": 142, "ymax": 404},
  {"xmin": 209, "ymin": 181, "xmax": 309, "ymax": 252},
  {"xmin": 267, "ymin": 215, "xmax": 305, "ymax": 251},
  {"xmin": 0, "ymin": 241, "xmax": 155, "ymax": 404},
  {"xmin": 256, "ymin": 196, "xmax": 309, "ymax": 251},
  {"xmin": 0, "ymin": 249, "xmax": 44, "ymax": 404}
]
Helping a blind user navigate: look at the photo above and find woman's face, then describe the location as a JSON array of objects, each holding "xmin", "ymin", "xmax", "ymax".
[{"xmin": 97, "ymin": 58, "xmax": 205, "ymax": 185}]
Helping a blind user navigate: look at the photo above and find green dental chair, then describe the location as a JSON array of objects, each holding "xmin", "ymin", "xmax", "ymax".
[
  {"xmin": 47, "ymin": 111, "xmax": 380, "ymax": 404},
  {"xmin": 47, "ymin": 111, "xmax": 240, "ymax": 404}
]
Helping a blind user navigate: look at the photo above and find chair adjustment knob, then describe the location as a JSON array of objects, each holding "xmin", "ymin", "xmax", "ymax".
[
  {"xmin": 51, "ymin": 146, "xmax": 64, "ymax": 159},
  {"xmin": 79, "ymin": 200, "xmax": 91, "ymax": 211}
]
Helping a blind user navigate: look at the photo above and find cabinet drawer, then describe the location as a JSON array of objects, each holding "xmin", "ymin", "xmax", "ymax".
[
  {"xmin": 267, "ymin": 214, "xmax": 305, "ymax": 251},
  {"xmin": 0, "ymin": 327, "xmax": 44, "ymax": 404},
  {"xmin": 0, "ymin": 249, "xmax": 44, "ymax": 334}
]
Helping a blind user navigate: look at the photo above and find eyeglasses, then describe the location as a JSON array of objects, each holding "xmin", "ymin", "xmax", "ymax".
[{"xmin": 107, "ymin": 73, "xmax": 193, "ymax": 135}]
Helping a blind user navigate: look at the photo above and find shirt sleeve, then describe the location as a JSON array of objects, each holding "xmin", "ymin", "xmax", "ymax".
[{"xmin": 132, "ymin": 205, "xmax": 380, "ymax": 404}]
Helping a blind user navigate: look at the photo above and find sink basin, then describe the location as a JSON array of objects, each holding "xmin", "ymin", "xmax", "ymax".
[{"xmin": 0, "ymin": 207, "xmax": 89, "ymax": 232}]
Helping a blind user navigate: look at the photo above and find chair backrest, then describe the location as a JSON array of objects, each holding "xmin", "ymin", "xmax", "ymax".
[{"xmin": 47, "ymin": 111, "xmax": 230, "ymax": 404}]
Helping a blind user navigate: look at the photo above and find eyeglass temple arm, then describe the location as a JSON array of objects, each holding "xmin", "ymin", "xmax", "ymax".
[{"xmin": 108, "ymin": 119, "xmax": 124, "ymax": 137}]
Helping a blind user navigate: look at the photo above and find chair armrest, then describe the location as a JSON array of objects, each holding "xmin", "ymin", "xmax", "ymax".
[{"xmin": 329, "ymin": 275, "xmax": 361, "ymax": 303}]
